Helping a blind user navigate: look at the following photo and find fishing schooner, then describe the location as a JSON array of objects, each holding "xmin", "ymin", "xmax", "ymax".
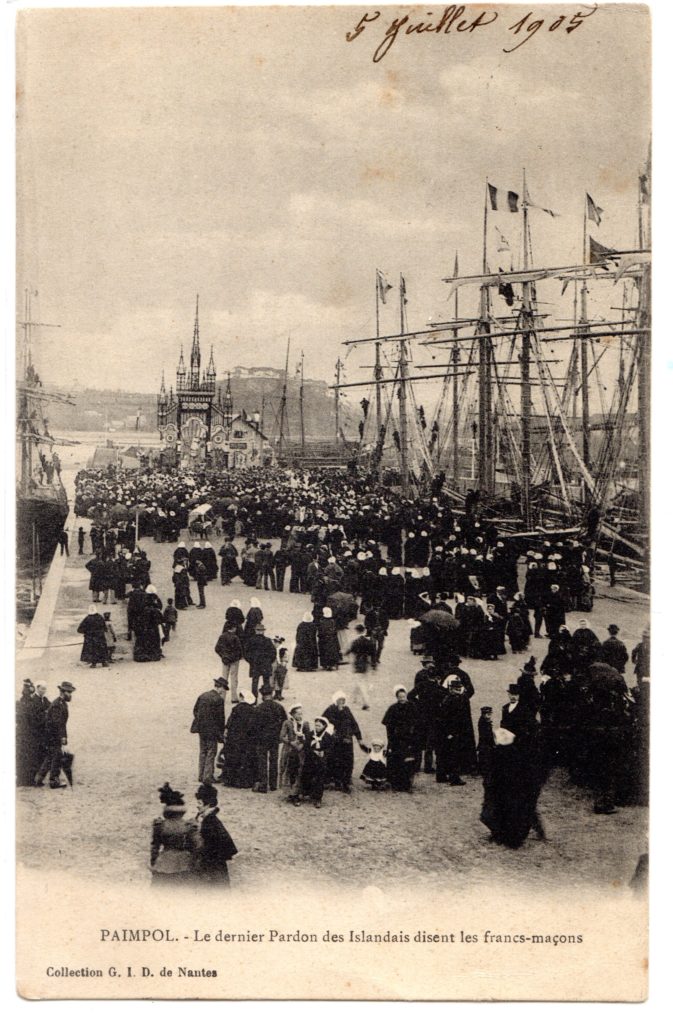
[
  {"xmin": 16, "ymin": 290, "xmax": 75, "ymax": 615},
  {"xmin": 332, "ymin": 157, "xmax": 651, "ymax": 585}
]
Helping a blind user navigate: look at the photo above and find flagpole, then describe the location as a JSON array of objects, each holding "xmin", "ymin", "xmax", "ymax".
[
  {"xmin": 398, "ymin": 274, "xmax": 409, "ymax": 496},
  {"xmin": 375, "ymin": 271, "xmax": 383, "ymax": 440},
  {"xmin": 520, "ymin": 167, "xmax": 532, "ymax": 528},
  {"xmin": 478, "ymin": 183, "xmax": 491, "ymax": 495},
  {"xmin": 580, "ymin": 196, "xmax": 591, "ymax": 480},
  {"xmin": 452, "ymin": 251, "xmax": 460, "ymax": 486},
  {"xmin": 375, "ymin": 270, "xmax": 380, "ymax": 337}
]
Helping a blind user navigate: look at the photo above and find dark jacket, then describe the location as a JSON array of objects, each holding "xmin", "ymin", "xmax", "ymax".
[
  {"xmin": 252, "ymin": 699, "xmax": 287, "ymax": 743},
  {"xmin": 198, "ymin": 809, "xmax": 238, "ymax": 876},
  {"xmin": 215, "ymin": 630, "xmax": 243, "ymax": 665},
  {"xmin": 244, "ymin": 634, "xmax": 277, "ymax": 674},
  {"xmin": 44, "ymin": 696, "xmax": 69, "ymax": 746},
  {"xmin": 192, "ymin": 689, "xmax": 225, "ymax": 741}
]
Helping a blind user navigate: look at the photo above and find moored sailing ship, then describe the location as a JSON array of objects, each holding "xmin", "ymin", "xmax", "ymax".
[
  {"xmin": 332, "ymin": 157, "xmax": 651, "ymax": 585},
  {"xmin": 16, "ymin": 291, "xmax": 74, "ymax": 616}
]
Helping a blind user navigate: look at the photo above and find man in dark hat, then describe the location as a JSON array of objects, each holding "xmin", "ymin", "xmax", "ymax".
[
  {"xmin": 243, "ymin": 624, "xmax": 277, "ymax": 701},
  {"xmin": 408, "ymin": 657, "xmax": 442, "ymax": 773},
  {"xmin": 35, "ymin": 682, "xmax": 76, "ymax": 789},
  {"xmin": 477, "ymin": 706, "xmax": 495, "ymax": 778},
  {"xmin": 601, "ymin": 624, "xmax": 629, "ymax": 675},
  {"xmin": 251, "ymin": 685, "xmax": 287, "ymax": 793},
  {"xmin": 192, "ymin": 678, "xmax": 227, "ymax": 785},
  {"xmin": 193, "ymin": 558, "xmax": 208, "ymax": 608},
  {"xmin": 434, "ymin": 677, "xmax": 470, "ymax": 786}
]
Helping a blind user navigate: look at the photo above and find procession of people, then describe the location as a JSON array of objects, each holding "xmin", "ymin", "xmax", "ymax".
[{"xmin": 18, "ymin": 460, "xmax": 650, "ymax": 886}]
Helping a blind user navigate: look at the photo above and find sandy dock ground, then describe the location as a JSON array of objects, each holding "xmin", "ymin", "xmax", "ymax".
[{"xmin": 16, "ymin": 462, "xmax": 648, "ymax": 896}]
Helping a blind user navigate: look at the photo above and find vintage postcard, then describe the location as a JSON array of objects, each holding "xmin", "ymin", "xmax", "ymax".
[{"xmin": 15, "ymin": 2, "xmax": 650, "ymax": 1001}]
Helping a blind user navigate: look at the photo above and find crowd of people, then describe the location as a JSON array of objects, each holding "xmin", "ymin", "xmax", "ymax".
[{"xmin": 18, "ymin": 461, "xmax": 649, "ymax": 877}]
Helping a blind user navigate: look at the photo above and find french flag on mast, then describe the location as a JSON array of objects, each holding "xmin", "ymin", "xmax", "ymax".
[{"xmin": 488, "ymin": 183, "xmax": 519, "ymax": 212}]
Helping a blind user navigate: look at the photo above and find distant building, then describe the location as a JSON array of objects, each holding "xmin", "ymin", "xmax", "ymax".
[{"xmin": 157, "ymin": 298, "xmax": 272, "ymax": 469}]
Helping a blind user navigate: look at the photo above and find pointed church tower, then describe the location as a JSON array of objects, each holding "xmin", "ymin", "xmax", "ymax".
[
  {"xmin": 157, "ymin": 370, "xmax": 167, "ymax": 426},
  {"xmin": 205, "ymin": 345, "xmax": 216, "ymax": 390},
  {"xmin": 190, "ymin": 294, "xmax": 201, "ymax": 389},
  {"xmin": 224, "ymin": 371, "xmax": 233, "ymax": 431},
  {"xmin": 176, "ymin": 346, "xmax": 186, "ymax": 391}
]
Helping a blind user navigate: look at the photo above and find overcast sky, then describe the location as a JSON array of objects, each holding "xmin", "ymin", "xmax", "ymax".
[{"xmin": 17, "ymin": 4, "xmax": 650, "ymax": 396}]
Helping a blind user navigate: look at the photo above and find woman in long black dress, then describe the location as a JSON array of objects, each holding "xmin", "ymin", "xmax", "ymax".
[
  {"xmin": 194, "ymin": 783, "xmax": 238, "ymax": 886},
  {"xmin": 480, "ymin": 684, "xmax": 546, "ymax": 848},
  {"xmin": 133, "ymin": 594, "xmax": 164, "ymax": 662},
  {"xmin": 382, "ymin": 687, "xmax": 420, "ymax": 792},
  {"xmin": 78, "ymin": 604, "xmax": 109, "ymax": 667},
  {"xmin": 322, "ymin": 692, "xmax": 366, "ymax": 792},
  {"xmin": 218, "ymin": 691, "xmax": 257, "ymax": 788},
  {"xmin": 506, "ymin": 593, "xmax": 532, "ymax": 653},
  {"xmin": 317, "ymin": 606, "xmax": 341, "ymax": 670},
  {"xmin": 299, "ymin": 717, "xmax": 334, "ymax": 808},
  {"xmin": 293, "ymin": 612, "xmax": 319, "ymax": 672},
  {"xmin": 172, "ymin": 564, "xmax": 192, "ymax": 610},
  {"xmin": 16, "ymin": 681, "xmax": 44, "ymax": 786}
]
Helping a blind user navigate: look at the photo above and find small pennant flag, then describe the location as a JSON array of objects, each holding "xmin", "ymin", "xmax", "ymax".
[
  {"xmin": 589, "ymin": 236, "xmax": 618, "ymax": 265},
  {"xmin": 400, "ymin": 275, "xmax": 408, "ymax": 305},
  {"xmin": 376, "ymin": 269, "xmax": 393, "ymax": 304},
  {"xmin": 529, "ymin": 199, "xmax": 561, "ymax": 218},
  {"xmin": 586, "ymin": 193, "xmax": 603, "ymax": 226},
  {"xmin": 639, "ymin": 173, "xmax": 650, "ymax": 205},
  {"xmin": 488, "ymin": 183, "xmax": 519, "ymax": 212},
  {"xmin": 495, "ymin": 227, "xmax": 511, "ymax": 253}
]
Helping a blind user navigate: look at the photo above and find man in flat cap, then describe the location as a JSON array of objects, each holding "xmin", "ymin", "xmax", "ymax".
[{"xmin": 35, "ymin": 682, "xmax": 76, "ymax": 789}]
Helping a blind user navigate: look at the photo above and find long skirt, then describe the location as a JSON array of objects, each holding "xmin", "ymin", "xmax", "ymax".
[
  {"xmin": 480, "ymin": 744, "xmax": 543, "ymax": 848},
  {"xmin": 387, "ymin": 744, "xmax": 416, "ymax": 792},
  {"xmin": 300, "ymin": 751, "xmax": 328, "ymax": 802},
  {"xmin": 134, "ymin": 626, "xmax": 162, "ymax": 662},
  {"xmin": 81, "ymin": 632, "xmax": 109, "ymax": 665},
  {"xmin": 327, "ymin": 741, "xmax": 354, "ymax": 788}
]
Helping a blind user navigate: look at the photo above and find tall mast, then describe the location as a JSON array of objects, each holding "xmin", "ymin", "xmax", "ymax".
[
  {"xmin": 478, "ymin": 184, "xmax": 493, "ymax": 495},
  {"xmin": 452, "ymin": 251, "xmax": 460, "ymax": 486},
  {"xmin": 637, "ymin": 152, "xmax": 651, "ymax": 567},
  {"xmin": 580, "ymin": 199, "xmax": 592, "ymax": 480},
  {"xmin": 277, "ymin": 336, "xmax": 290, "ymax": 459},
  {"xmin": 398, "ymin": 275, "xmax": 410, "ymax": 496},
  {"xmin": 374, "ymin": 341, "xmax": 382, "ymax": 439},
  {"xmin": 334, "ymin": 357, "xmax": 342, "ymax": 443},
  {"xmin": 299, "ymin": 350, "xmax": 306, "ymax": 455},
  {"xmin": 520, "ymin": 170, "xmax": 533, "ymax": 528},
  {"xmin": 374, "ymin": 271, "xmax": 383, "ymax": 438}
]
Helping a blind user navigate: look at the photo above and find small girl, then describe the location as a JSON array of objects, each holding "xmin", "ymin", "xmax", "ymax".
[
  {"xmin": 273, "ymin": 643, "xmax": 289, "ymax": 700},
  {"xmin": 360, "ymin": 739, "xmax": 388, "ymax": 791},
  {"xmin": 163, "ymin": 598, "xmax": 178, "ymax": 644},
  {"xmin": 103, "ymin": 612, "xmax": 117, "ymax": 661}
]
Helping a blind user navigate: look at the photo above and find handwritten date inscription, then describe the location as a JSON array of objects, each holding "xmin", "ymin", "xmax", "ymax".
[{"xmin": 346, "ymin": 4, "xmax": 598, "ymax": 62}]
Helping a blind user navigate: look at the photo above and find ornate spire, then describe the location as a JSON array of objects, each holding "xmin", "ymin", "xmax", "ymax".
[
  {"xmin": 206, "ymin": 344, "xmax": 216, "ymax": 385},
  {"xmin": 176, "ymin": 344, "xmax": 186, "ymax": 391},
  {"xmin": 224, "ymin": 370, "xmax": 233, "ymax": 429},
  {"xmin": 190, "ymin": 294, "xmax": 200, "ymax": 387},
  {"xmin": 159, "ymin": 369, "xmax": 166, "ymax": 399}
]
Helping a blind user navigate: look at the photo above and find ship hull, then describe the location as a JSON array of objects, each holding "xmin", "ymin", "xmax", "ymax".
[{"xmin": 16, "ymin": 491, "xmax": 69, "ymax": 566}]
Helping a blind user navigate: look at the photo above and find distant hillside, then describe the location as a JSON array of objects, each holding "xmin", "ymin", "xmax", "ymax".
[{"xmin": 44, "ymin": 368, "xmax": 359, "ymax": 441}]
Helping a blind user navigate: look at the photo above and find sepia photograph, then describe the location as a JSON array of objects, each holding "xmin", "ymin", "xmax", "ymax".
[{"xmin": 13, "ymin": 2, "xmax": 652, "ymax": 1001}]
